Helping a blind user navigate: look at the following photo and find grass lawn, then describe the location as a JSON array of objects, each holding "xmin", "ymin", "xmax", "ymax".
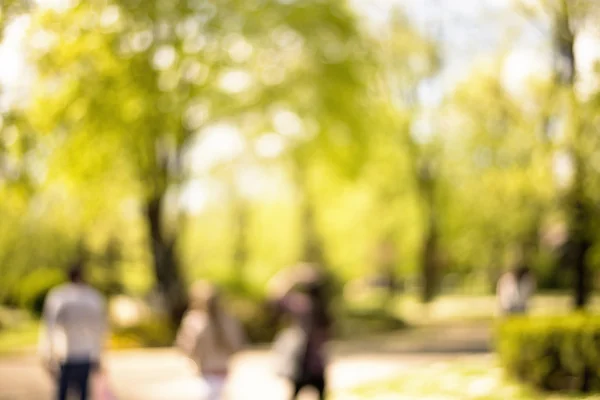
[
  {"xmin": 2, "ymin": 292, "xmax": 599, "ymax": 354},
  {"xmin": 340, "ymin": 357, "xmax": 600, "ymax": 400},
  {"xmin": 345, "ymin": 292, "xmax": 600, "ymax": 325},
  {"xmin": 0, "ymin": 321, "xmax": 40, "ymax": 356}
]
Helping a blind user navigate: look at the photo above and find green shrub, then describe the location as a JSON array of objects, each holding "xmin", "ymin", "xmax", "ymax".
[
  {"xmin": 111, "ymin": 315, "xmax": 175, "ymax": 348},
  {"xmin": 228, "ymin": 295, "xmax": 279, "ymax": 344},
  {"xmin": 15, "ymin": 268, "xmax": 66, "ymax": 315},
  {"xmin": 336, "ymin": 307, "xmax": 407, "ymax": 338},
  {"xmin": 497, "ymin": 314, "xmax": 600, "ymax": 393}
]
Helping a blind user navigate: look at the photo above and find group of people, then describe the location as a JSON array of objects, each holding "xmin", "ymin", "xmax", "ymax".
[
  {"xmin": 39, "ymin": 259, "xmax": 536, "ymax": 400},
  {"xmin": 39, "ymin": 262, "xmax": 331, "ymax": 400}
]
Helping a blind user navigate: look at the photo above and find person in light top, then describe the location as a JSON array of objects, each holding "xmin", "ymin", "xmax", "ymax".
[
  {"xmin": 39, "ymin": 262, "xmax": 108, "ymax": 400},
  {"xmin": 497, "ymin": 266, "xmax": 536, "ymax": 316},
  {"xmin": 175, "ymin": 281, "xmax": 246, "ymax": 400}
]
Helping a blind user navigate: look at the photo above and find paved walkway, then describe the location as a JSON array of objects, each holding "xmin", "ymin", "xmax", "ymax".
[{"xmin": 0, "ymin": 322, "xmax": 492, "ymax": 400}]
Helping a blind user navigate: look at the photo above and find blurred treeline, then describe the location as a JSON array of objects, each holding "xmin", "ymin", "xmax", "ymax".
[{"xmin": 0, "ymin": 0, "xmax": 600, "ymax": 324}]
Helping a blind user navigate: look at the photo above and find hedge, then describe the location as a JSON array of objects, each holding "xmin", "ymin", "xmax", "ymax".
[{"xmin": 496, "ymin": 314, "xmax": 600, "ymax": 393}]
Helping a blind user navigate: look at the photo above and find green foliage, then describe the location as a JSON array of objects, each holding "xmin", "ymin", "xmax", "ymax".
[
  {"xmin": 14, "ymin": 268, "xmax": 65, "ymax": 315},
  {"xmin": 337, "ymin": 307, "xmax": 407, "ymax": 338},
  {"xmin": 0, "ymin": 307, "xmax": 29, "ymax": 331},
  {"xmin": 2, "ymin": 0, "xmax": 600, "ymax": 321},
  {"xmin": 344, "ymin": 358, "xmax": 595, "ymax": 400},
  {"xmin": 0, "ymin": 321, "xmax": 40, "ymax": 356},
  {"xmin": 229, "ymin": 295, "xmax": 278, "ymax": 344},
  {"xmin": 111, "ymin": 315, "xmax": 175, "ymax": 348},
  {"xmin": 440, "ymin": 68, "xmax": 556, "ymax": 274},
  {"xmin": 5, "ymin": 0, "xmax": 380, "ymax": 315},
  {"xmin": 497, "ymin": 315, "xmax": 600, "ymax": 393}
]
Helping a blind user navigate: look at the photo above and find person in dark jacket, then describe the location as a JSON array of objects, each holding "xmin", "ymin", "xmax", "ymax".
[{"xmin": 268, "ymin": 263, "xmax": 332, "ymax": 400}]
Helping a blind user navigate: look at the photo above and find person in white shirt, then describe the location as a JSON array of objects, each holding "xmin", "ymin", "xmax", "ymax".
[
  {"xmin": 497, "ymin": 266, "xmax": 536, "ymax": 316},
  {"xmin": 39, "ymin": 263, "xmax": 107, "ymax": 400},
  {"xmin": 175, "ymin": 281, "xmax": 246, "ymax": 400}
]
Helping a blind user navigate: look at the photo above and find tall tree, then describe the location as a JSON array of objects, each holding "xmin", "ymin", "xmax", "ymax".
[
  {"xmin": 25, "ymin": 0, "xmax": 374, "ymax": 323},
  {"xmin": 519, "ymin": 0, "xmax": 600, "ymax": 308},
  {"xmin": 443, "ymin": 63, "xmax": 555, "ymax": 292},
  {"xmin": 374, "ymin": 9, "xmax": 442, "ymax": 302}
]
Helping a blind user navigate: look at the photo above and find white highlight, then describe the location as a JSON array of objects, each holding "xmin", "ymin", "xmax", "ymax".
[
  {"xmin": 0, "ymin": 16, "xmax": 32, "ymax": 110},
  {"xmin": 272, "ymin": 109, "xmax": 303, "ymax": 137},
  {"xmin": 219, "ymin": 70, "xmax": 252, "ymax": 93},
  {"xmin": 255, "ymin": 133, "xmax": 286, "ymax": 158},
  {"xmin": 186, "ymin": 123, "xmax": 245, "ymax": 173},
  {"xmin": 152, "ymin": 46, "xmax": 177, "ymax": 71}
]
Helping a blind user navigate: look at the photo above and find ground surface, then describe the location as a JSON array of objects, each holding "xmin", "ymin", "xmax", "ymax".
[
  {"xmin": 3, "ymin": 293, "xmax": 594, "ymax": 399},
  {"xmin": 0, "ymin": 322, "xmax": 491, "ymax": 400}
]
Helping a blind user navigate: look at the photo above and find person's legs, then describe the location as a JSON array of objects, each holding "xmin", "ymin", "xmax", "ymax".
[
  {"xmin": 60, "ymin": 361, "xmax": 91, "ymax": 400},
  {"xmin": 291, "ymin": 380, "xmax": 304, "ymax": 400},
  {"xmin": 203, "ymin": 374, "xmax": 226, "ymax": 400},
  {"xmin": 57, "ymin": 364, "xmax": 69, "ymax": 400},
  {"xmin": 313, "ymin": 375, "xmax": 326, "ymax": 400},
  {"xmin": 75, "ymin": 362, "xmax": 91, "ymax": 400},
  {"xmin": 299, "ymin": 374, "xmax": 326, "ymax": 400}
]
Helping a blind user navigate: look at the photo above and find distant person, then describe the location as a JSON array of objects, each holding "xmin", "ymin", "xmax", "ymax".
[
  {"xmin": 268, "ymin": 264, "xmax": 332, "ymax": 400},
  {"xmin": 175, "ymin": 281, "xmax": 246, "ymax": 400},
  {"xmin": 39, "ymin": 263, "xmax": 108, "ymax": 400},
  {"xmin": 496, "ymin": 266, "xmax": 536, "ymax": 316}
]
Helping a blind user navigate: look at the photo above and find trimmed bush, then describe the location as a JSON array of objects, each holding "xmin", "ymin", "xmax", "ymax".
[
  {"xmin": 111, "ymin": 316, "xmax": 175, "ymax": 348},
  {"xmin": 497, "ymin": 314, "xmax": 600, "ymax": 393}
]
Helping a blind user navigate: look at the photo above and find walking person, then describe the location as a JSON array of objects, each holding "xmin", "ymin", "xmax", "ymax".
[
  {"xmin": 268, "ymin": 263, "xmax": 332, "ymax": 400},
  {"xmin": 176, "ymin": 281, "xmax": 246, "ymax": 400},
  {"xmin": 497, "ymin": 265, "xmax": 536, "ymax": 316},
  {"xmin": 39, "ymin": 262, "xmax": 108, "ymax": 400}
]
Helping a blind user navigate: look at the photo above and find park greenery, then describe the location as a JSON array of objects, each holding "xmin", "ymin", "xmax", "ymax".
[
  {"xmin": 345, "ymin": 357, "xmax": 600, "ymax": 400},
  {"xmin": 498, "ymin": 314, "xmax": 600, "ymax": 393},
  {"xmin": 1, "ymin": 0, "xmax": 600, "ymax": 358}
]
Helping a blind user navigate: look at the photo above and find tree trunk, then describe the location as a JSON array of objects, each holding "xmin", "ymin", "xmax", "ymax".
[
  {"xmin": 568, "ymin": 172, "xmax": 592, "ymax": 309},
  {"xmin": 300, "ymin": 194, "xmax": 325, "ymax": 266},
  {"xmin": 373, "ymin": 235, "xmax": 398, "ymax": 311},
  {"xmin": 231, "ymin": 194, "xmax": 249, "ymax": 290},
  {"xmin": 418, "ymin": 160, "xmax": 439, "ymax": 303},
  {"xmin": 552, "ymin": 0, "xmax": 576, "ymax": 87},
  {"xmin": 488, "ymin": 241, "xmax": 504, "ymax": 294},
  {"xmin": 145, "ymin": 195, "xmax": 188, "ymax": 327},
  {"xmin": 293, "ymin": 160, "xmax": 326, "ymax": 266},
  {"xmin": 548, "ymin": 0, "xmax": 592, "ymax": 309},
  {"xmin": 519, "ymin": 215, "xmax": 541, "ymax": 273},
  {"xmin": 421, "ymin": 215, "xmax": 439, "ymax": 303}
]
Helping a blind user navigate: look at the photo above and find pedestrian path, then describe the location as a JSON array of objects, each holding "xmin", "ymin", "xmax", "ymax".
[{"xmin": 0, "ymin": 322, "xmax": 492, "ymax": 399}]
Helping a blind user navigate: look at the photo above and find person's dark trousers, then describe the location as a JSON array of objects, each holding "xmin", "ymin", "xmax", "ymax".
[
  {"xmin": 57, "ymin": 360, "xmax": 93, "ymax": 400},
  {"xmin": 292, "ymin": 375, "xmax": 326, "ymax": 400}
]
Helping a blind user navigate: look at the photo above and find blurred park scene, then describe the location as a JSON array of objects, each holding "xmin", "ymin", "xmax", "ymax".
[{"xmin": 2, "ymin": 0, "xmax": 600, "ymax": 398}]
